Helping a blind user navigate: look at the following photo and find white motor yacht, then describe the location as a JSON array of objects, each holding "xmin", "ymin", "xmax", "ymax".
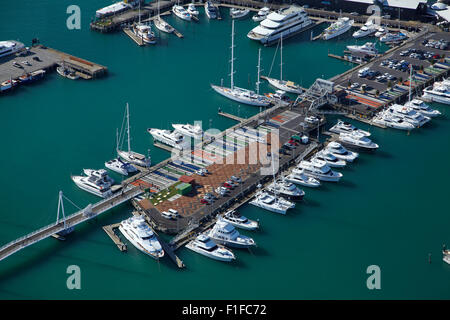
[
  {"xmin": 329, "ymin": 120, "xmax": 371, "ymax": 136},
  {"xmin": 286, "ymin": 170, "xmax": 321, "ymax": 188},
  {"xmin": 249, "ymin": 190, "xmax": 295, "ymax": 214},
  {"xmin": 322, "ymin": 17, "xmax": 354, "ymax": 40},
  {"xmin": 352, "ymin": 21, "xmax": 377, "ymax": 38},
  {"xmin": 247, "ymin": 5, "xmax": 313, "ymax": 45},
  {"xmin": 0, "ymin": 40, "xmax": 25, "ymax": 58},
  {"xmin": 297, "ymin": 159, "xmax": 343, "ymax": 182},
  {"xmin": 385, "ymin": 104, "xmax": 430, "ymax": 127},
  {"xmin": 422, "ymin": 79, "xmax": 450, "ymax": 105},
  {"xmin": 374, "ymin": 26, "xmax": 387, "ymax": 38},
  {"xmin": 186, "ymin": 234, "xmax": 235, "ymax": 262},
  {"xmin": 187, "ymin": 3, "xmax": 199, "ymax": 16},
  {"xmin": 83, "ymin": 168, "xmax": 114, "ymax": 186},
  {"xmin": 380, "ymin": 32, "xmax": 407, "ymax": 43},
  {"xmin": 372, "ymin": 111, "xmax": 415, "ymax": 131},
  {"xmin": 404, "ymin": 99, "xmax": 441, "ymax": 118},
  {"xmin": 148, "ymin": 128, "xmax": 186, "ymax": 150},
  {"xmin": 204, "ymin": 1, "xmax": 218, "ymax": 19},
  {"xmin": 71, "ymin": 172, "xmax": 113, "ymax": 198},
  {"xmin": 132, "ymin": 23, "xmax": 156, "ymax": 44},
  {"xmin": 208, "ymin": 219, "xmax": 256, "ymax": 248},
  {"xmin": 338, "ymin": 132, "xmax": 379, "ymax": 151},
  {"xmin": 172, "ymin": 123, "xmax": 203, "ymax": 139},
  {"xmin": 252, "ymin": 7, "xmax": 270, "ymax": 22},
  {"xmin": 118, "ymin": 216, "xmax": 165, "ymax": 259},
  {"xmin": 312, "ymin": 150, "xmax": 346, "ymax": 168},
  {"xmin": 346, "ymin": 42, "xmax": 378, "ymax": 56},
  {"xmin": 325, "ymin": 141, "xmax": 358, "ymax": 162},
  {"xmin": 105, "ymin": 158, "xmax": 137, "ymax": 176},
  {"xmin": 172, "ymin": 5, "xmax": 192, "ymax": 21},
  {"xmin": 230, "ymin": 8, "xmax": 250, "ymax": 19},
  {"xmin": 266, "ymin": 179, "xmax": 305, "ymax": 200},
  {"xmin": 222, "ymin": 210, "xmax": 259, "ymax": 230}
]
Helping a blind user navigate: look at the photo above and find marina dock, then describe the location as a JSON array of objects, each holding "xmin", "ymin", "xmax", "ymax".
[
  {"xmin": 103, "ymin": 223, "xmax": 127, "ymax": 252},
  {"xmin": 218, "ymin": 110, "xmax": 246, "ymax": 122},
  {"xmin": 123, "ymin": 27, "xmax": 145, "ymax": 46}
]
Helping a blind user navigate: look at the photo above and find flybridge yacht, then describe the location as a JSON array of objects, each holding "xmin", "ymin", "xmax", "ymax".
[
  {"xmin": 422, "ymin": 79, "xmax": 450, "ymax": 105},
  {"xmin": 172, "ymin": 123, "xmax": 203, "ymax": 139},
  {"xmin": 322, "ymin": 17, "xmax": 354, "ymax": 40},
  {"xmin": 346, "ymin": 42, "xmax": 378, "ymax": 56},
  {"xmin": 186, "ymin": 234, "xmax": 235, "ymax": 262},
  {"xmin": 212, "ymin": 20, "xmax": 270, "ymax": 107},
  {"xmin": 266, "ymin": 179, "xmax": 305, "ymax": 200},
  {"xmin": 404, "ymin": 99, "xmax": 441, "ymax": 118},
  {"xmin": 148, "ymin": 128, "xmax": 185, "ymax": 150},
  {"xmin": 208, "ymin": 219, "xmax": 256, "ymax": 248},
  {"xmin": 0, "ymin": 40, "xmax": 25, "ymax": 58},
  {"xmin": 385, "ymin": 104, "xmax": 430, "ymax": 127},
  {"xmin": 297, "ymin": 159, "xmax": 343, "ymax": 182},
  {"xmin": 329, "ymin": 120, "xmax": 371, "ymax": 137},
  {"xmin": 252, "ymin": 7, "xmax": 270, "ymax": 22},
  {"xmin": 249, "ymin": 190, "xmax": 295, "ymax": 214},
  {"xmin": 83, "ymin": 169, "xmax": 114, "ymax": 186},
  {"xmin": 374, "ymin": 26, "xmax": 387, "ymax": 38},
  {"xmin": 286, "ymin": 169, "xmax": 321, "ymax": 188},
  {"xmin": 325, "ymin": 141, "xmax": 358, "ymax": 162},
  {"xmin": 71, "ymin": 170, "xmax": 113, "ymax": 198},
  {"xmin": 312, "ymin": 150, "xmax": 346, "ymax": 168},
  {"xmin": 205, "ymin": 1, "xmax": 218, "ymax": 19},
  {"xmin": 352, "ymin": 21, "xmax": 377, "ymax": 38},
  {"xmin": 105, "ymin": 158, "xmax": 137, "ymax": 176},
  {"xmin": 372, "ymin": 111, "xmax": 415, "ymax": 130},
  {"xmin": 230, "ymin": 8, "xmax": 250, "ymax": 19},
  {"xmin": 119, "ymin": 216, "xmax": 165, "ymax": 259},
  {"xmin": 172, "ymin": 5, "xmax": 191, "ymax": 21},
  {"xmin": 338, "ymin": 132, "xmax": 379, "ymax": 151},
  {"xmin": 222, "ymin": 210, "xmax": 259, "ymax": 230},
  {"xmin": 117, "ymin": 103, "xmax": 151, "ymax": 168},
  {"xmin": 380, "ymin": 32, "xmax": 407, "ymax": 43},
  {"xmin": 247, "ymin": 5, "xmax": 313, "ymax": 45}
]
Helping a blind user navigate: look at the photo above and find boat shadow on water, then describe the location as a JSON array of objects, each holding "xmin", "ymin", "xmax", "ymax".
[{"xmin": 337, "ymin": 179, "xmax": 357, "ymax": 189}]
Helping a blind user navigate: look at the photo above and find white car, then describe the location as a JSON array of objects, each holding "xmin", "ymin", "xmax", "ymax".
[{"xmin": 161, "ymin": 211, "xmax": 173, "ymax": 219}]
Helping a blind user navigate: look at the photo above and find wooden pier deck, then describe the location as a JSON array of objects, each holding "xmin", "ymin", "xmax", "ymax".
[
  {"xmin": 218, "ymin": 111, "xmax": 246, "ymax": 122},
  {"xmin": 123, "ymin": 28, "xmax": 145, "ymax": 46},
  {"xmin": 103, "ymin": 223, "xmax": 127, "ymax": 252},
  {"xmin": 153, "ymin": 142, "xmax": 175, "ymax": 152}
]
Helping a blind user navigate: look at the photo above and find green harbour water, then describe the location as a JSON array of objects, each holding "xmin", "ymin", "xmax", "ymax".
[{"xmin": 0, "ymin": 0, "xmax": 450, "ymax": 299}]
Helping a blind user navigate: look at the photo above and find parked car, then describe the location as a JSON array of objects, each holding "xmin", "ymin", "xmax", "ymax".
[{"xmin": 230, "ymin": 176, "xmax": 242, "ymax": 183}]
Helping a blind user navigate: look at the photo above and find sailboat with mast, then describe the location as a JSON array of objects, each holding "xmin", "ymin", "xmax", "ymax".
[
  {"xmin": 154, "ymin": 0, "xmax": 174, "ymax": 33},
  {"xmin": 262, "ymin": 34, "xmax": 303, "ymax": 94},
  {"xmin": 211, "ymin": 20, "xmax": 270, "ymax": 107},
  {"xmin": 117, "ymin": 103, "xmax": 151, "ymax": 168},
  {"xmin": 132, "ymin": 1, "xmax": 156, "ymax": 44}
]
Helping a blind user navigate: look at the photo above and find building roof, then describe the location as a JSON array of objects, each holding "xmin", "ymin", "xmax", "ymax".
[{"xmin": 345, "ymin": 0, "xmax": 426, "ymax": 10}]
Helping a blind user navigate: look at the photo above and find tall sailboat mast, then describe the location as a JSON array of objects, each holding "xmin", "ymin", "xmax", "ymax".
[
  {"xmin": 408, "ymin": 64, "xmax": 412, "ymax": 103},
  {"xmin": 126, "ymin": 103, "xmax": 131, "ymax": 152},
  {"xmin": 256, "ymin": 48, "xmax": 261, "ymax": 95},
  {"xmin": 280, "ymin": 34, "xmax": 283, "ymax": 81},
  {"xmin": 230, "ymin": 19, "xmax": 235, "ymax": 90}
]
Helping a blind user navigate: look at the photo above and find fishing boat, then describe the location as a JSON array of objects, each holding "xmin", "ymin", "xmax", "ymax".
[
  {"xmin": 204, "ymin": 1, "xmax": 218, "ymax": 19},
  {"xmin": 222, "ymin": 210, "xmax": 259, "ymax": 230},
  {"xmin": 117, "ymin": 103, "xmax": 151, "ymax": 168},
  {"xmin": 172, "ymin": 4, "xmax": 191, "ymax": 21},
  {"xmin": 322, "ymin": 16, "xmax": 354, "ymax": 40},
  {"xmin": 211, "ymin": 21, "xmax": 270, "ymax": 107},
  {"xmin": 185, "ymin": 234, "xmax": 235, "ymax": 262},
  {"xmin": 252, "ymin": 7, "xmax": 270, "ymax": 22},
  {"xmin": 118, "ymin": 216, "xmax": 165, "ymax": 259},
  {"xmin": 230, "ymin": 8, "xmax": 250, "ymax": 19}
]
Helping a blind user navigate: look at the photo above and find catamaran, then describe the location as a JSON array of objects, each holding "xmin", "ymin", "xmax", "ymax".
[
  {"xmin": 117, "ymin": 103, "xmax": 151, "ymax": 168},
  {"xmin": 211, "ymin": 20, "xmax": 270, "ymax": 107},
  {"xmin": 262, "ymin": 35, "xmax": 303, "ymax": 94}
]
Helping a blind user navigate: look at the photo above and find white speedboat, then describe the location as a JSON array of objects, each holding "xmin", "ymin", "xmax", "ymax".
[
  {"xmin": 346, "ymin": 42, "xmax": 378, "ymax": 56},
  {"xmin": 286, "ymin": 170, "xmax": 321, "ymax": 188},
  {"xmin": 212, "ymin": 20, "xmax": 270, "ymax": 107},
  {"xmin": 117, "ymin": 103, "xmax": 151, "ymax": 168},
  {"xmin": 422, "ymin": 79, "xmax": 450, "ymax": 105},
  {"xmin": 325, "ymin": 141, "xmax": 358, "ymax": 162},
  {"xmin": 148, "ymin": 128, "xmax": 185, "ymax": 150},
  {"xmin": 380, "ymin": 32, "xmax": 407, "ymax": 43},
  {"xmin": 404, "ymin": 99, "xmax": 441, "ymax": 118},
  {"xmin": 322, "ymin": 17, "xmax": 354, "ymax": 40},
  {"xmin": 352, "ymin": 22, "xmax": 377, "ymax": 38},
  {"xmin": 338, "ymin": 132, "xmax": 379, "ymax": 151},
  {"xmin": 372, "ymin": 111, "xmax": 415, "ymax": 131},
  {"xmin": 83, "ymin": 169, "xmax": 114, "ymax": 186},
  {"xmin": 374, "ymin": 26, "xmax": 387, "ymax": 38},
  {"xmin": 329, "ymin": 120, "xmax": 371, "ymax": 136},
  {"xmin": 186, "ymin": 234, "xmax": 235, "ymax": 262},
  {"xmin": 230, "ymin": 8, "xmax": 250, "ymax": 19},
  {"xmin": 385, "ymin": 104, "xmax": 430, "ymax": 127},
  {"xmin": 247, "ymin": 5, "xmax": 313, "ymax": 45},
  {"xmin": 0, "ymin": 40, "xmax": 25, "ymax": 58},
  {"xmin": 297, "ymin": 159, "xmax": 343, "ymax": 182},
  {"xmin": 208, "ymin": 219, "xmax": 256, "ymax": 248},
  {"xmin": 252, "ymin": 7, "xmax": 270, "ymax": 22},
  {"xmin": 222, "ymin": 210, "xmax": 259, "ymax": 230},
  {"xmin": 172, "ymin": 123, "xmax": 203, "ymax": 139},
  {"xmin": 204, "ymin": 1, "xmax": 218, "ymax": 19},
  {"xmin": 105, "ymin": 158, "xmax": 137, "ymax": 175},
  {"xmin": 266, "ymin": 179, "xmax": 305, "ymax": 200},
  {"xmin": 312, "ymin": 150, "xmax": 346, "ymax": 168},
  {"xmin": 249, "ymin": 191, "xmax": 295, "ymax": 214},
  {"xmin": 172, "ymin": 5, "xmax": 191, "ymax": 21},
  {"xmin": 71, "ymin": 172, "xmax": 113, "ymax": 198},
  {"xmin": 187, "ymin": 3, "xmax": 199, "ymax": 17},
  {"xmin": 118, "ymin": 216, "xmax": 165, "ymax": 259}
]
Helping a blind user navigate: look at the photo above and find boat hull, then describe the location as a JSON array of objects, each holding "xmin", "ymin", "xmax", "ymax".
[
  {"xmin": 422, "ymin": 92, "xmax": 450, "ymax": 105},
  {"xmin": 185, "ymin": 243, "xmax": 234, "ymax": 262},
  {"xmin": 118, "ymin": 225, "xmax": 164, "ymax": 259},
  {"xmin": 265, "ymin": 77, "xmax": 303, "ymax": 94},
  {"xmin": 211, "ymin": 85, "xmax": 270, "ymax": 107}
]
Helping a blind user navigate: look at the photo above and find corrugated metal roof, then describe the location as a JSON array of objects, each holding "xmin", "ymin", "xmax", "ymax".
[{"xmin": 345, "ymin": 0, "xmax": 426, "ymax": 10}]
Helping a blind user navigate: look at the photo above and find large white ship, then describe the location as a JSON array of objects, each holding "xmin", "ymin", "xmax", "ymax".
[
  {"xmin": 422, "ymin": 78, "xmax": 450, "ymax": 105},
  {"xmin": 247, "ymin": 5, "xmax": 313, "ymax": 45},
  {"xmin": 322, "ymin": 17, "xmax": 354, "ymax": 40},
  {"xmin": 0, "ymin": 40, "xmax": 25, "ymax": 58},
  {"xmin": 148, "ymin": 128, "xmax": 186, "ymax": 150}
]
